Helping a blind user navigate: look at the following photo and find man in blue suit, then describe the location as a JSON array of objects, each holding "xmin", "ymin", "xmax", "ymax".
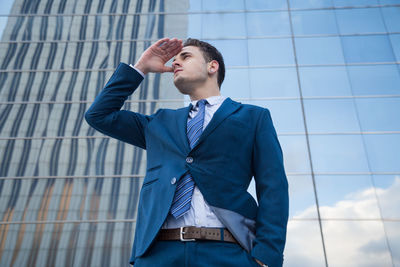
[{"xmin": 85, "ymin": 38, "xmax": 288, "ymax": 267}]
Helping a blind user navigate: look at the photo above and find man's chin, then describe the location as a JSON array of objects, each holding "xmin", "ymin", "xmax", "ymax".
[
  {"xmin": 173, "ymin": 78, "xmax": 190, "ymax": 94},
  {"xmin": 175, "ymin": 87, "xmax": 191, "ymax": 96}
]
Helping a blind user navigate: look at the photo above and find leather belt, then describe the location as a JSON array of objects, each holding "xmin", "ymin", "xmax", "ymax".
[{"xmin": 158, "ymin": 226, "xmax": 238, "ymax": 244}]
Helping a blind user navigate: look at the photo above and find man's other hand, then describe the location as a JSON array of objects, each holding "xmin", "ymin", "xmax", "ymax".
[
  {"xmin": 134, "ymin": 38, "xmax": 183, "ymax": 75},
  {"xmin": 255, "ymin": 258, "xmax": 268, "ymax": 267}
]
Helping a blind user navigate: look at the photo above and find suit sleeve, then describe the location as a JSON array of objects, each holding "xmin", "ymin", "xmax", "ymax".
[
  {"xmin": 85, "ymin": 62, "xmax": 154, "ymax": 149},
  {"xmin": 250, "ymin": 109, "xmax": 289, "ymax": 267}
]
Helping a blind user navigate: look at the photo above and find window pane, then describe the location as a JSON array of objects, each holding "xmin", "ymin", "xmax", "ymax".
[
  {"xmin": 202, "ymin": 13, "xmax": 246, "ymax": 38},
  {"xmin": 289, "ymin": 0, "xmax": 332, "ymax": 8},
  {"xmin": 189, "ymin": 0, "xmax": 202, "ymax": 11},
  {"xmin": 285, "ymin": 221, "xmax": 326, "ymax": 267},
  {"xmin": 206, "ymin": 39, "xmax": 248, "ymax": 66},
  {"xmin": 316, "ymin": 175, "xmax": 380, "ymax": 218},
  {"xmin": 0, "ymin": 17, "xmax": 8, "ymax": 39},
  {"xmin": 304, "ymin": 99, "xmax": 361, "ymax": 133},
  {"xmin": 299, "ymin": 66, "xmax": 352, "ymax": 97},
  {"xmin": 202, "ymin": 0, "xmax": 244, "ymax": 11},
  {"xmin": 373, "ymin": 175, "xmax": 400, "ymax": 219},
  {"xmin": 336, "ymin": 8, "xmax": 386, "ymax": 34},
  {"xmin": 389, "ymin": 34, "xmax": 400, "ymax": 61},
  {"xmin": 309, "ymin": 135, "xmax": 370, "ymax": 172},
  {"xmin": 165, "ymin": 1, "xmax": 190, "ymax": 12},
  {"xmin": 249, "ymin": 67, "xmax": 299, "ymax": 98},
  {"xmin": 342, "ymin": 35, "xmax": 396, "ymax": 63},
  {"xmin": 347, "ymin": 64, "xmax": 400, "ymax": 95},
  {"xmin": 323, "ymin": 221, "xmax": 392, "ymax": 266},
  {"xmin": 245, "ymin": 0, "xmax": 287, "ymax": 10},
  {"xmin": 188, "ymin": 14, "xmax": 201, "ymax": 38},
  {"xmin": 288, "ymin": 175, "xmax": 318, "ymax": 219},
  {"xmin": 356, "ymin": 98, "xmax": 400, "ymax": 131},
  {"xmin": 363, "ymin": 134, "xmax": 400, "ymax": 172},
  {"xmin": 291, "ymin": 9, "xmax": 338, "ymax": 35},
  {"xmin": 333, "ymin": 0, "xmax": 379, "ymax": 6},
  {"xmin": 250, "ymin": 100, "xmax": 305, "ymax": 133},
  {"xmin": 248, "ymin": 38, "xmax": 294, "ymax": 66},
  {"xmin": 295, "ymin": 37, "xmax": 345, "ymax": 65},
  {"xmin": 380, "ymin": 0, "xmax": 400, "ymax": 3},
  {"xmin": 221, "ymin": 69, "xmax": 250, "ymax": 98},
  {"xmin": 383, "ymin": 222, "xmax": 400, "ymax": 266},
  {"xmin": 278, "ymin": 135, "xmax": 311, "ymax": 173},
  {"xmin": 246, "ymin": 11, "xmax": 290, "ymax": 37},
  {"xmin": 381, "ymin": 7, "xmax": 400, "ymax": 32}
]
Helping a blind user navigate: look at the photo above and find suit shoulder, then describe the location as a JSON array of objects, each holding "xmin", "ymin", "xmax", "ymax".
[
  {"xmin": 235, "ymin": 102, "xmax": 274, "ymax": 129},
  {"xmin": 237, "ymin": 102, "xmax": 271, "ymax": 115},
  {"xmin": 150, "ymin": 106, "xmax": 185, "ymax": 119},
  {"xmin": 155, "ymin": 107, "xmax": 184, "ymax": 115}
]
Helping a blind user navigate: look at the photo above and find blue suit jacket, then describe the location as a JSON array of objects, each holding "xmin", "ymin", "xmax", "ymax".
[{"xmin": 85, "ymin": 63, "xmax": 289, "ymax": 267}]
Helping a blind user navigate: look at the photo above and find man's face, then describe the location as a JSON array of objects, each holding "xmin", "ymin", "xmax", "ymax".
[{"xmin": 172, "ymin": 46, "xmax": 209, "ymax": 94}]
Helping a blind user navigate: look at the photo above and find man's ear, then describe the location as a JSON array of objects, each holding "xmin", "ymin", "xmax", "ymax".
[{"xmin": 208, "ymin": 60, "xmax": 219, "ymax": 74}]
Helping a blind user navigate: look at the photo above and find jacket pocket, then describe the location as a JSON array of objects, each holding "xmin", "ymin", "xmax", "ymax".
[
  {"xmin": 142, "ymin": 177, "xmax": 159, "ymax": 187},
  {"xmin": 146, "ymin": 164, "xmax": 162, "ymax": 172},
  {"xmin": 142, "ymin": 165, "xmax": 161, "ymax": 188}
]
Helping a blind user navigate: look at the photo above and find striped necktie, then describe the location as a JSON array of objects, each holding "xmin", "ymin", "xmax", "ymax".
[{"xmin": 170, "ymin": 99, "xmax": 207, "ymax": 219}]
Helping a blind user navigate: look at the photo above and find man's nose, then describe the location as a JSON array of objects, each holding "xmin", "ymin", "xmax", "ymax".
[{"xmin": 172, "ymin": 60, "xmax": 181, "ymax": 69}]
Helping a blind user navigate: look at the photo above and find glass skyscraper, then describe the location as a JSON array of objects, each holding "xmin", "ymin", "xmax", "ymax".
[{"xmin": 0, "ymin": 0, "xmax": 399, "ymax": 266}]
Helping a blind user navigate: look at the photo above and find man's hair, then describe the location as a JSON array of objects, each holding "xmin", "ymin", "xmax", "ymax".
[{"xmin": 183, "ymin": 38, "xmax": 225, "ymax": 88}]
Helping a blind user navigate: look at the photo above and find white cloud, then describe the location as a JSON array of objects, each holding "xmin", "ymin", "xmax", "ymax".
[{"xmin": 284, "ymin": 177, "xmax": 400, "ymax": 267}]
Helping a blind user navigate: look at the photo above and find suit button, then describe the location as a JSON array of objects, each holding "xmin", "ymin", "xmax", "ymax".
[
  {"xmin": 171, "ymin": 177, "xmax": 176, "ymax": 184},
  {"xmin": 186, "ymin": 157, "xmax": 193, "ymax": 163}
]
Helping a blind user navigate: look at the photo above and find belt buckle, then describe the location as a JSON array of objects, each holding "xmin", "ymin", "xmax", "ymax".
[{"xmin": 180, "ymin": 227, "xmax": 195, "ymax": 242}]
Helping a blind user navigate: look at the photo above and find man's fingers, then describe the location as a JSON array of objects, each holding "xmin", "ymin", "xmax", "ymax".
[
  {"xmin": 152, "ymin": 38, "xmax": 182, "ymax": 53},
  {"xmin": 167, "ymin": 47, "xmax": 182, "ymax": 59},
  {"xmin": 172, "ymin": 41, "xmax": 183, "ymax": 53},
  {"xmin": 165, "ymin": 39, "xmax": 182, "ymax": 51},
  {"xmin": 159, "ymin": 38, "xmax": 180, "ymax": 51},
  {"xmin": 161, "ymin": 66, "xmax": 174, "ymax": 73},
  {"xmin": 151, "ymin": 38, "xmax": 182, "ymax": 59},
  {"xmin": 153, "ymin": 38, "xmax": 169, "ymax": 48},
  {"xmin": 165, "ymin": 40, "xmax": 183, "ymax": 57},
  {"xmin": 158, "ymin": 39, "xmax": 174, "ymax": 50}
]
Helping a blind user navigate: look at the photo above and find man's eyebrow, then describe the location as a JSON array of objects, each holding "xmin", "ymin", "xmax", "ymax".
[{"xmin": 173, "ymin": 51, "xmax": 191, "ymax": 62}]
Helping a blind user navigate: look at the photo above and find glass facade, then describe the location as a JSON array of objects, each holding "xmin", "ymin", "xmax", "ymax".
[{"xmin": 0, "ymin": 0, "xmax": 399, "ymax": 266}]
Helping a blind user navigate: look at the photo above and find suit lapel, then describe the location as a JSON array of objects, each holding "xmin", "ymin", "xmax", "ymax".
[
  {"xmin": 175, "ymin": 103, "xmax": 192, "ymax": 153},
  {"xmin": 192, "ymin": 97, "xmax": 240, "ymax": 150}
]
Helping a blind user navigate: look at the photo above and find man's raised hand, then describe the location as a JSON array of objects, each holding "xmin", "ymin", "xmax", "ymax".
[{"xmin": 134, "ymin": 38, "xmax": 183, "ymax": 75}]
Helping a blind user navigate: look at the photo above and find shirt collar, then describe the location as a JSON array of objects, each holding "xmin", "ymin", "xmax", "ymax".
[{"xmin": 190, "ymin": 95, "xmax": 227, "ymax": 108}]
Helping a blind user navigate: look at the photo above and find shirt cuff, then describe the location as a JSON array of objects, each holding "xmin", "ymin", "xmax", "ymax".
[{"xmin": 129, "ymin": 64, "xmax": 145, "ymax": 78}]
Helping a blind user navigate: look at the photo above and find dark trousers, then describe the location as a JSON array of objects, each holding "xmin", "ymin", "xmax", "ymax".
[{"xmin": 133, "ymin": 240, "xmax": 259, "ymax": 267}]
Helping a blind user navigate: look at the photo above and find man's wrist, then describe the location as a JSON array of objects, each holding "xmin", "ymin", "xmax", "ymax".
[
  {"xmin": 129, "ymin": 64, "xmax": 146, "ymax": 78},
  {"xmin": 132, "ymin": 62, "xmax": 148, "ymax": 75}
]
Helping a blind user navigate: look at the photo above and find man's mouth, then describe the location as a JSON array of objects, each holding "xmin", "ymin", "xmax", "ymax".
[{"xmin": 174, "ymin": 69, "xmax": 183, "ymax": 74}]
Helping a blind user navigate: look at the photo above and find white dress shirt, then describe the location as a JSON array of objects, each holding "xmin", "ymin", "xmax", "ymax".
[
  {"xmin": 162, "ymin": 95, "xmax": 227, "ymax": 229},
  {"xmin": 129, "ymin": 64, "xmax": 226, "ymax": 228}
]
